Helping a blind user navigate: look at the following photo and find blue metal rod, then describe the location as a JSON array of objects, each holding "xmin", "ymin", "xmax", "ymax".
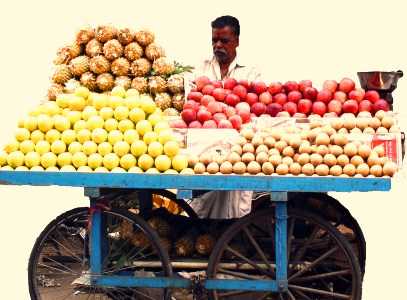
[
  {"xmin": 205, "ymin": 279, "xmax": 278, "ymax": 291},
  {"xmin": 275, "ymin": 201, "xmax": 288, "ymax": 290},
  {"xmin": 90, "ymin": 206, "xmax": 103, "ymax": 274},
  {"xmin": 95, "ymin": 276, "xmax": 191, "ymax": 289}
]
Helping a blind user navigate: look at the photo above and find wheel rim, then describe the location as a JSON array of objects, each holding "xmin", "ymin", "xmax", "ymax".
[
  {"xmin": 207, "ymin": 208, "xmax": 361, "ymax": 300},
  {"xmin": 29, "ymin": 208, "xmax": 170, "ymax": 300}
]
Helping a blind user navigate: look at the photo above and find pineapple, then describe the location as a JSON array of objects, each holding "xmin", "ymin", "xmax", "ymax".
[
  {"xmin": 131, "ymin": 58, "xmax": 151, "ymax": 77},
  {"xmin": 80, "ymin": 72, "xmax": 97, "ymax": 91},
  {"xmin": 195, "ymin": 234, "xmax": 215, "ymax": 256},
  {"xmin": 47, "ymin": 83, "xmax": 64, "ymax": 101},
  {"xmin": 120, "ymin": 220, "xmax": 134, "ymax": 239},
  {"xmin": 75, "ymin": 26, "xmax": 95, "ymax": 45},
  {"xmin": 68, "ymin": 43, "xmax": 82, "ymax": 59},
  {"xmin": 89, "ymin": 55, "xmax": 111, "ymax": 74},
  {"xmin": 111, "ymin": 57, "xmax": 130, "ymax": 76},
  {"xmin": 163, "ymin": 108, "xmax": 179, "ymax": 117},
  {"xmin": 172, "ymin": 94, "xmax": 185, "ymax": 111},
  {"xmin": 134, "ymin": 29, "xmax": 155, "ymax": 46},
  {"xmin": 85, "ymin": 39, "xmax": 103, "ymax": 57},
  {"xmin": 69, "ymin": 55, "xmax": 90, "ymax": 76},
  {"xmin": 148, "ymin": 76, "xmax": 167, "ymax": 94},
  {"xmin": 103, "ymin": 39, "xmax": 123, "ymax": 61},
  {"xmin": 147, "ymin": 217, "xmax": 170, "ymax": 237},
  {"xmin": 96, "ymin": 25, "xmax": 118, "ymax": 43},
  {"xmin": 152, "ymin": 57, "xmax": 175, "ymax": 76},
  {"xmin": 117, "ymin": 28, "xmax": 134, "ymax": 45},
  {"xmin": 64, "ymin": 79, "xmax": 81, "ymax": 94},
  {"xmin": 145, "ymin": 43, "xmax": 165, "ymax": 61},
  {"xmin": 124, "ymin": 42, "xmax": 144, "ymax": 61},
  {"xmin": 175, "ymin": 235, "xmax": 195, "ymax": 257},
  {"xmin": 115, "ymin": 76, "xmax": 132, "ymax": 90},
  {"xmin": 52, "ymin": 65, "xmax": 72, "ymax": 85},
  {"xmin": 155, "ymin": 93, "xmax": 172, "ymax": 111},
  {"xmin": 167, "ymin": 74, "xmax": 184, "ymax": 94},
  {"xmin": 96, "ymin": 73, "xmax": 115, "ymax": 92},
  {"xmin": 131, "ymin": 231, "xmax": 150, "ymax": 248},
  {"xmin": 53, "ymin": 47, "xmax": 71, "ymax": 65},
  {"xmin": 131, "ymin": 77, "xmax": 148, "ymax": 93}
]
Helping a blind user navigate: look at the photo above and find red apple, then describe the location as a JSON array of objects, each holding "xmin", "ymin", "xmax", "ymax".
[
  {"xmin": 237, "ymin": 79, "xmax": 250, "ymax": 90},
  {"xmin": 283, "ymin": 102, "xmax": 297, "ymax": 116},
  {"xmin": 225, "ymin": 94, "xmax": 240, "ymax": 106},
  {"xmin": 252, "ymin": 81, "xmax": 268, "ymax": 95},
  {"xmin": 327, "ymin": 100, "xmax": 342, "ymax": 115},
  {"xmin": 169, "ymin": 119, "xmax": 187, "ymax": 129},
  {"xmin": 183, "ymin": 100, "xmax": 200, "ymax": 111},
  {"xmin": 342, "ymin": 100, "xmax": 359, "ymax": 114},
  {"xmin": 195, "ymin": 76, "xmax": 211, "ymax": 91},
  {"xmin": 312, "ymin": 101, "xmax": 327, "ymax": 116},
  {"xmin": 349, "ymin": 88, "xmax": 365, "ymax": 102},
  {"xmin": 334, "ymin": 91, "xmax": 347, "ymax": 103},
  {"xmin": 287, "ymin": 91, "xmax": 302, "ymax": 103},
  {"xmin": 201, "ymin": 95, "xmax": 215, "ymax": 106},
  {"xmin": 251, "ymin": 102, "xmax": 267, "ymax": 116},
  {"xmin": 224, "ymin": 106, "xmax": 237, "ymax": 118},
  {"xmin": 223, "ymin": 78, "xmax": 237, "ymax": 90},
  {"xmin": 273, "ymin": 93, "xmax": 287, "ymax": 105},
  {"xmin": 213, "ymin": 113, "xmax": 227, "ymax": 124},
  {"xmin": 187, "ymin": 91, "xmax": 203, "ymax": 102},
  {"xmin": 316, "ymin": 89, "xmax": 333, "ymax": 103},
  {"xmin": 268, "ymin": 82, "xmax": 283, "ymax": 94},
  {"xmin": 373, "ymin": 99, "xmax": 390, "ymax": 112},
  {"xmin": 197, "ymin": 109, "xmax": 212, "ymax": 123},
  {"xmin": 339, "ymin": 78, "xmax": 355, "ymax": 93},
  {"xmin": 238, "ymin": 109, "xmax": 251, "ymax": 123},
  {"xmin": 212, "ymin": 88, "xmax": 227, "ymax": 102},
  {"xmin": 207, "ymin": 101, "xmax": 223, "ymax": 114},
  {"xmin": 233, "ymin": 85, "xmax": 248, "ymax": 99},
  {"xmin": 303, "ymin": 87, "xmax": 318, "ymax": 100},
  {"xmin": 284, "ymin": 81, "xmax": 299, "ymax": 92},
  {"xmin": 202, "ymin": 120, "xmax": 217, "ymax": 128},
  {"xmin": 259, "ymin": 91, "xmax": 273, "ymax": 105},
  {"xmin": 364, "ymin": 90, "xmax": 380, "ymax": 103},
  {"xmin": 299, "ymin": 80, "xmax": 313, "ymax": 92},
  {"xmin": 322, "ymin": 80, "xmax": 338, "ymax": 93},
  {"xmin": 297, "ymin": 99, "xmax": 312, "ymax": 115},
  {"xmin": 267, "ymin": 103, "xmax": 283, "ymax": 117},
  {"xmin": 359, "ymin": 100, "xmax": 373, "ymax": 112},
  {"xmin": 218, "ymin": 119, "xmax": 233, "ymax": 129},
  {"xmin": 236, "ymin": 102, "xmax": 250, "ymax": 112},
  {"xmin": 229, "ymin": 115, "xmax": 243, "ymax": 129},
  {"xmin": 202, "ymin": 84, "xmax": 215, "ymax": 95},
  {"xmin": 211, "ymin": 80, "xmax": 223, "ymax": 88},
  {"xmin": 189, "ymin": 121, "xmax": 202, "ymax": 128},
  {"xmin": 181, "ymin": 109, "xmax": 197, "ymax": 123},
  {"xmin": 245, "ymin": 92, "xmax": 258, "ymax": 106}
]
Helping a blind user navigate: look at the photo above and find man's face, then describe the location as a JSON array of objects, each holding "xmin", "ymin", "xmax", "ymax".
[{"xmin": 212, "ymin": 26, "xmax": 239, "ymax": 64}]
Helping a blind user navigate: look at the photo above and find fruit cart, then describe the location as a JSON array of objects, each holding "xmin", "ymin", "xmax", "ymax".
[{"xmin": 0, "ymin": 170, "xmax": 390, "ymax": 299}]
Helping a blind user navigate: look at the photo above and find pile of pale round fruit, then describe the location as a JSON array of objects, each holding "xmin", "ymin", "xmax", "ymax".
[
  {"xmin": 188, "ymin": 111, "xmax": 399, "ymax": 177},
  {"xmin": 0, "ymin": 86, "xmax": 193, "ymax": 174}
]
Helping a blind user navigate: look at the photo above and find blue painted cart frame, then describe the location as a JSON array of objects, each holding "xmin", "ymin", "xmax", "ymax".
[{"xmin": 0, "ymin": 171, "xmax": 391, "ymax": 293}]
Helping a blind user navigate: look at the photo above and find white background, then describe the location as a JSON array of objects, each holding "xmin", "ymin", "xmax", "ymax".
[{"xmin": 0, "ymin": 0, "xmax": 406, "ymax": 298}]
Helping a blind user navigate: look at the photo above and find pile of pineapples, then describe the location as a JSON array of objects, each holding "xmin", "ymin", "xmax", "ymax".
[{"xmin": 49, "ymin": 25, "xmax": 192, "ymax": 115}]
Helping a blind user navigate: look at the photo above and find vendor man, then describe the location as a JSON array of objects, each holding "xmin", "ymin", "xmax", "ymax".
[{"xmin": 189, "ymin": 15, "xmax": 261, "ymax": 219}]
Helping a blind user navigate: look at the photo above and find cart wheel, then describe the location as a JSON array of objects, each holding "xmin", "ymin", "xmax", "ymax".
[
  {"xmin": 28, "ymin": 207, "xmax": 172, "ymax": 300},
  {"xmin": 207, "ymin": 207, "xmax": 362, "ymax": 300},
  {"xmin": 150, "ymin": 189, "xmax": 198, "ymax": 218}
]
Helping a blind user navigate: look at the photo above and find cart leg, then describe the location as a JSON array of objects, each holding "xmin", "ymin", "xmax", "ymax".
[
  {"xmin": 274, "ymin": 194, "xmax": 288, "ymax": 292},
  {"xmin": 90, "ymin": 199, "xmax": 105, "ymax": 275}
]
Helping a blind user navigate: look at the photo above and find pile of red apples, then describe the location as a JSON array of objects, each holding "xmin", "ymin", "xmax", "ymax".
[{"xmin": 170, "ymin": 76, "xmax": 390, "ymax": 129}]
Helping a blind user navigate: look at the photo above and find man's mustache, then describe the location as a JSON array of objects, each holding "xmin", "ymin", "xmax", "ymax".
[{"xmin": 214, "ymin": 49, "xmax": 227, "ymax": 56}]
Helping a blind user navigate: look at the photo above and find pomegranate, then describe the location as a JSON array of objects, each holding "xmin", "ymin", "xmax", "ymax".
[
  {"xmin": 194, "ymin": 76, "xmax": 211, "ymax": 91},
  {"xmin": 349, "ymin": 88, "xmax": 365, "ymax": 102},
  {"xmin": 252, "ymin": 81, "xmax": 268, "ymax": 95},
  {"xmin": 359, "ymin": 100, "xmax": 373, "ymax": 112},
  {"xmin": 232, "ymin": 85, "xmax": 248, "ymax": 99},
  {"xmin": 183, "ymin": 100, "xmax": 200, "ymax": 111},
  {"xmin": 312, "ymin": 101, "xmax": 327, "ymax": 116},
  {"xmin": 223, "ymin": 78, "xmax": 237, "ymax": 90},
  {"xmin": 322, "ymin": 80, "xmax": 338, "ymax": 93},
  {"xmin": 197, "ymin": 109, "xmax": 212, "ymax": 123},
  {"xmin": 284, "ymin": 81, "xmax": 299, "ymax": 92},
  {"xmin": 287, "ymin": 91, "xmax": 302, "ymax": 103},
  {"xmin": 364, "ymin": 90, "xmax": 380, "ymax": 103},
  {"xmin": 236, "ymin": 102, "xmax": 250, "ymax": 112},
  {"xmin": 334, "ymin": 91, "xmax": 347, "ymax": 103},
  {"xmin": 225, "ymin": 94, "xmax": 240, "ymax": 106},
  {"xmin": 202, "ymin": 84, "xmax": 215, "ymax": 95},
  {"xmin": 213, "ymin": 113, "xmax": 227, "ymax": 124},
  {"xmin": 218, "ymin": 119, "xmax": 233, "ymax": 129},
  {"xmin": 316, "ymin": 89, "xmax": 333, "ymax": 103},
  {"xmin": 303, "ymin": 87, "xmax": 318, "ymax": 100},
  {"xmin": 283, "ymin": 102, "xmax": 297, "ymax": 116},
  {"xmin": 268, "ymin": 82, "xmax": 283, "ymax": 94},
  {"xmin": 238, "ymin": 109, "xmax": 251, "ymax": 123},
  {"xmin": 299, "ymin": 80, "xmax": 313, "ymax": 92},
  {"xmin": 245, "ymin": 92, "xmax": 259, "ymax": 106},
  {"xmin": 273, "ymin": 93, "xmax": 287, "ymax": 105},
  {"xmin": 170, "ymin": 119, "xmax": 187, "ymax": 129},
  {"xmin": 237, "ymin": 79, "xmax": 250, "ymax": 90},
  {"xmin": 181, "ymin": 109, "xmax": 197, "ymax": 123},
  {"xmin": 342, "ymin": 100, "xmax": 359, "ymax": 114},
  {"xmin": 327, "ymin": 100, "xmax": 342, "ymax": 115},
  {"xmin": 373, "ymin": 99, "xmax": 390, "ymax": 112},
  {"xmin": 251, "ymin": 102, "xmax": 267, "ymax": 116},
  {"xmin": 224, "ymin": 106, "xmax": 237, "ymax": 118},
  {"xmin": 207, "ymin": 101, "xmax": 223, "ymax": 114},
  {"xmin": 212, "ymin": 88, "xmax": 227, "ymax": 102},
  {"xmin": 297, "ymin": 99, "xmax": 312, "ymax": 115},
  {"xmin": 338, "ymin": 77, "xmax": 355, "ymax": 93},
  {"xmin": 267, "ymin": 103, "xmax": 283, "ymax": 117},
  {"xmin": 259, "ymin": 91, "xmax": 273, "ymax": 105},
  {"xmin": 211, "ymin": 80, "xmax": 223, "ymax": 88},
  {"xmin": 187, "ymin": 91, "xmax": 203, "ymax": 102},
  {"xmin": 201, "ymin": 95, "xmax": 215, "ymax": 106}
]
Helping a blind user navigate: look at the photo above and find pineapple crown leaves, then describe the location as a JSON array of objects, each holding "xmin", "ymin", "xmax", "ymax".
[{"xmin": 149, "ymin": 60, "xmax": 194, "ymax": 78}]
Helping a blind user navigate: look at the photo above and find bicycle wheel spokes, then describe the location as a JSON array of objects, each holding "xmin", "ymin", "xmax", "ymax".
[{"xmin": 29, "ymin": 208, "xmax": 171, "ymax": 300}]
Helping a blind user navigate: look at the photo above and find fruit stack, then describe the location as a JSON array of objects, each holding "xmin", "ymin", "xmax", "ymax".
[
  {"xmin": 48, "ymin": 25, "xmax": 192, "ymax": 116},
  {"xmin": 174, "ymin": 76, "xmax": 392, "ymax": 129},
  {"xmin": 0, "ymin": 86, "xmax": 192, "ymax": 174},
  {"xmin": 187, "ymin": 112, "xmax": 399, "ymax": 177}
]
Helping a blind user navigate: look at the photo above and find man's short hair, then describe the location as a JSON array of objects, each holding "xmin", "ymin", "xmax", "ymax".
[{"xmin": 211, "ymin": 15, "xmax": 240, "ymax": 37}]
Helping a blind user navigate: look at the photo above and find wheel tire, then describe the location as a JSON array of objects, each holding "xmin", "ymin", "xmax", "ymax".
[
  {"xmin": 28, "ymin": 207, "xmax": 172, "ymax": 300},
  {"xmin": 207, "ymin": 207, "xmax": 362, "ymax": 300}
]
